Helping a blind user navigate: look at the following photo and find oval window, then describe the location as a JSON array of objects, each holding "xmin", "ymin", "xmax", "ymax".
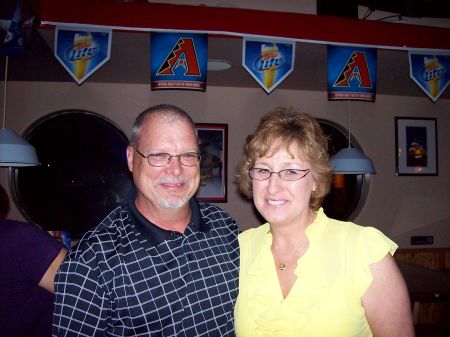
[
  {"xmin": 10, "ymin": 110, "xmax": 133, "ymax": 239},
  {"xmin": 318, "ymin": 119, "xmax": 371, "ymax": 221}
]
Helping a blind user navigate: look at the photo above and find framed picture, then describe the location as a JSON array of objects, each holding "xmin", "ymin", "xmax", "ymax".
[
  {"xmin": 395, "ymin": 117, "xmax": 438, "ymax": 176},
  {"xmin": 195, "ymin": 123, "xmax": 228, "ymax": 202}
]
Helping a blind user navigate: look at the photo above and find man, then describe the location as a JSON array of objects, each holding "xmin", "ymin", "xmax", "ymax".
[
  {"xmin": 53, "ymin": 104, "xmax": 240, "ymax": 336},
  {"xmin": 0, "ymin": 184, "xmax": 66, "ymax": 337}
]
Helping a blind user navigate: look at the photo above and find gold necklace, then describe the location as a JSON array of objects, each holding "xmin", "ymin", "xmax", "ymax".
[{"xmin": 271, "ymin": 247, "xmax": 287, "ymax": 271}]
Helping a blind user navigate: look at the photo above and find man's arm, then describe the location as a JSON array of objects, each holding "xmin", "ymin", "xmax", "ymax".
[
  {"xmin": 53, "ymin": 257, "xmax": 110, "ymax": 337},
  {"xmin": 38, "ymin": 247, "xmax": 67, "ymax": 293},
  {"xmin": 362, "ymin": 254, "xmax": 415, "ymax": 337}
]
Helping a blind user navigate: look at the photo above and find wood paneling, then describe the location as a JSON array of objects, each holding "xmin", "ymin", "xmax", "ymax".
[
  {"xmin": 395, "ymin": 248, "xmax": 450, "ymax": 271},
  {"xmin": 395, "ymin": 248, "xmax": 450, "ymax": 334}
]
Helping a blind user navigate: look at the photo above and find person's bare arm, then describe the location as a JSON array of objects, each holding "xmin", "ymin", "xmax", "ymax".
[
  {"xmin": 362, "ymin": 253, "xmax": 415, "ymax": 337},
  {"xmin": 38, "ymin": 248, "xmax": 67, "ymax": 293}
]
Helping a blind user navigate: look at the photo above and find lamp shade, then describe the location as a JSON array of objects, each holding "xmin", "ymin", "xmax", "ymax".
[
  {"xmin": 0, "ymin": 128, "xmax": 40, "ymax": 167},
  {"xmin": 330, "ymin": 147, "xmax": 375, "ymax": 174}
]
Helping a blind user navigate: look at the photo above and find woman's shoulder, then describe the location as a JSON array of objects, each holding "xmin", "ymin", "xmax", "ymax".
[
  {"xmin": 238, "ymin": 223, "xmax": 270, "ymax": 254},
  {"xmin": 318, "ymin": 212, "xmax": 397, "ymax": 262},
  {"xmin": 239, "ymin": 223, "xmax": 270, "ymax": 241},
  {"xmin": 317, "ymin": 210, "xmax": 381, "ymax": 238},
  {"xmin": 326, "ymin": 217, "xmax": 393, "ymax": 244},
  {"xmin": 238, "ymin": 224, "xmax": 271, "ymax": 270}
]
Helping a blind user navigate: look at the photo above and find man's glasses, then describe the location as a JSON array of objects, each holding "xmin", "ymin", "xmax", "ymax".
[
  {"xmin": 248, "ymin": 167, "xmax": 311, "ymax": 181},
  {"xmin": 134, "ymin": 148, "xmax": 201, "ymax": 167}
]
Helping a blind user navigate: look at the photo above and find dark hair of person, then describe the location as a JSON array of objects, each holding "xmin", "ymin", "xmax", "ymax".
[
  {"xmin": 129, "ymin": 104, "xmax": 196, "ymax": 145},
  {"xmin": 0, "ymin": 184, "xmax": 11, "ymax": 220},
  {"xmin": 236, "ymin": 107, "xmax": 332, "ymax": 211}
]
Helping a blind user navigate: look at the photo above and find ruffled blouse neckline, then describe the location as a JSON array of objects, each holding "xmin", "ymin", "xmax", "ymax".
[{"xmin": 246, "ymin": 208, "xmax": 330, "ymax": 335}]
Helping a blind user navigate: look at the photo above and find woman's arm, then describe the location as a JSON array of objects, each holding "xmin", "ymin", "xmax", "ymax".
[
  {"xmin": 38, "ymin": 247, "xmax": 67, "ymax": 293},
  {"xmin": 362, "ymin": 254, "xmax": 415, "ymax": 337}
]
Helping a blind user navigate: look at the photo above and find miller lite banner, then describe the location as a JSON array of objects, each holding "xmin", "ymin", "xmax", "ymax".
[
  {"xmin": 54, "ymin": 26, "xmax": 112, "ymax": 85},
  {"xmin": 151, "ymin": 32, "xmax": 207, "ymax": 91},
  {"xmin": 409, "ymin": 51, "xmax": 450, "ymax": 102},
  {"xmin": 242, "ymin": 38, "xmax": 295, "ymax": 94},
  {"xmin": 327, "ymin": 45, "xmax": 377, "ymax": 102}
]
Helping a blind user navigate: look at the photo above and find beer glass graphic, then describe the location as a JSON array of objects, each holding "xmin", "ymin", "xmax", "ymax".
[
  {"xmin": 424, "ymin": 56, "xmax": 441, "ymax": 97},
  {"xmin": 73, "ymin": 33, "xmax": 93, "ymax": 80},
  {"xmin": 261, "ymin": 43, "xmax": 278, "ymax": 88}
]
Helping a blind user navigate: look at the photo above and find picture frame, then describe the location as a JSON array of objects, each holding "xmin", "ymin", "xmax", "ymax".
[
  {"xmin": 395, "ymin": 117, "xmax": 438, "ymax": 176},
  {"xmin": 195, "ymin": 123, "xmax": 228, "ymax": 202}
]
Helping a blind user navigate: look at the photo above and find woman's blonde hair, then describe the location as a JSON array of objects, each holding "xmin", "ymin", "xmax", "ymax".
[{"xmin": 236, "ymin": 107, "xmax": 332, "ymax": 211}]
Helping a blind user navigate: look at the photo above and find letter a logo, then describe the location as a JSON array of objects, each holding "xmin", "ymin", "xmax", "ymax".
[
  {"xmin": 151, "ymin": 33, "xmax": 207, "ymax": 90},
  {"xmin": 157, "ymin": 38, "xmax": 201, "ymax": 76},
  {"xmin": 327, "ymin": 46, "xmax": 377, "ymax": 101},
  {"xmin": 334, "ymin": 51, "xmax": 372, "ymax": 88}
]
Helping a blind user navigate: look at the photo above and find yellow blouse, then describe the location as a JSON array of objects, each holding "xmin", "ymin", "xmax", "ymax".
[{"xmin": 235, "ymin": 208, "xmax": 397, "ymax": 337}]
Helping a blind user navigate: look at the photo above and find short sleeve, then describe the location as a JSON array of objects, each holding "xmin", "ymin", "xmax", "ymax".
[
  {"xmin": 353, "ymin": 226, "xmax": 398, "ymax": 298},
  {"xmin": 12, "ymin": 221, "xmax": 64, "ymax": 284},
  {"xmin": 53, "ymin": 255, "xmax": 110, "ymax": 336}
]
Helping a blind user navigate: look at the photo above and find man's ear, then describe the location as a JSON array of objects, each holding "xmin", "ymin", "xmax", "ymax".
[{"xmin": 126, "ymin": 145, "xmax": 134, "ymax": 172}]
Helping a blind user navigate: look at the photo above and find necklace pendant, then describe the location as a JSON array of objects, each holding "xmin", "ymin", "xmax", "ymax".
[{"xmin": 279, "ymin": 263, "xmax": 286, "ymax": 271}]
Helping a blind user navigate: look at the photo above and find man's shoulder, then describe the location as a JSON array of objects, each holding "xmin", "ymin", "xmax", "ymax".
[
  {"xmin": 197, "ymin": 201, "xmax": 240, "ymax": 232},
  {"xmin": 70, "ymin": 205, "xmax": 132, "ymax": 258},
  {"xmin": 198, "ymin": 202, "xmax": 234, "ymax": 222}
]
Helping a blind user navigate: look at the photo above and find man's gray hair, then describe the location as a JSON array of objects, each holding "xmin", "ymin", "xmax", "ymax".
[{"xmin": 129, "ymin": 104, "xmax": 196, "ymax": 145}]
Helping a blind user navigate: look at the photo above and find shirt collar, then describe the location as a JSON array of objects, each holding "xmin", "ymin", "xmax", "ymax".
[{"xmin": 126, "ymin": 192, "xmax": 210, "ymax": 246}]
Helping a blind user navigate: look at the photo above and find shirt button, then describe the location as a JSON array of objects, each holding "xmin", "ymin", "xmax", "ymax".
[
  {"xmin": 187, "ymin": 254, "xmax": 194, "ymax": 261},
  {"xmin": 170, "ymin": 231, "xmax": 178, "ymax": 236}
]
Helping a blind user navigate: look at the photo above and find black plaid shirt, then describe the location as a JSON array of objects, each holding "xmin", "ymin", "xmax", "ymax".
[{"xmin": 53, "ymin": 198, "xmax": 240, "ymax": 337}]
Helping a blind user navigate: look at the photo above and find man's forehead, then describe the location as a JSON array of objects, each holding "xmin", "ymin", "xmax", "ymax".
[{"xmin": 137, "ymin": 117, "xmax": 197, "ymax": 147}]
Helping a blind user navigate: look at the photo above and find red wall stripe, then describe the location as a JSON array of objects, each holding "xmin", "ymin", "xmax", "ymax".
[{"xmin": 29, "ymin": 0, "xmax": 450, "ymax": 50}]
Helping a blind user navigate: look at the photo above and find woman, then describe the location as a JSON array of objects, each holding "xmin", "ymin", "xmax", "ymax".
[{"xmin": 235, "ymin": 107, "xmax": 414, "ymax": 337}]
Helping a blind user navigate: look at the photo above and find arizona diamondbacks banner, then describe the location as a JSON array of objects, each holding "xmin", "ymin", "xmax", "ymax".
[
  {"xmin": 242, "ymin": 38, "xmax": 295, "ymax": 94},
  {"xmin": 150, "ymin": 32, "xmax": 207, "ymax": 91},
  {"xmin": 327, "ymin": 45, "xmax": 377, "ymax": 102},
  {"xmin": 54, "ymin": 26, "xmax": 112, "ymax": 85},
  {"xmin": 409, "ymin": 51, "xmax": 450, "ymax": 102}
]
